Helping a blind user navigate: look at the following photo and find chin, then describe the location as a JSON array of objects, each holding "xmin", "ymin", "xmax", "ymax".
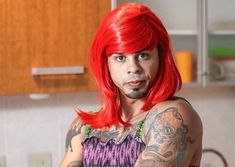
[{"xmin": 125, "ymin": 89, "xmax": 147, "ymax": 99}]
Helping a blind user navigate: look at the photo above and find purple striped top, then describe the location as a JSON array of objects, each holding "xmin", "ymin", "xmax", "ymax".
[{"xmin": 82, "ymin": 121, "xmax": 146, "ymax": 167}]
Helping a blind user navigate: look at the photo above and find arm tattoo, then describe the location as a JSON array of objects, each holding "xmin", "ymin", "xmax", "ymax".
[
  {"xmin": 66, "ymin": 161, "xmax": 83, "ymax": 167},
  {"xmin": 65, "ymin": 118, "xmax": 83, "ymax": 152},
  {"xmin": 139, "ymin": 107, "xmax": 193, "ymax": 167}
]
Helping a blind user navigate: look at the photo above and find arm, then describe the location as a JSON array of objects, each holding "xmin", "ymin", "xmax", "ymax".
[
  {"xmin": 59, "ymin": 117, "xmax": 84, "ymax": 167},
  {"xmin": 135, "ymin": 100, "xmax": 203, "ymax": 167}
]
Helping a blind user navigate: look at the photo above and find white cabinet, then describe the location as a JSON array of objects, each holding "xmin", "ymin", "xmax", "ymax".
[
  {"xmin": 113, "ymin": 0, "xmax": 235, "ymax": 87},
  {"xmin": 207, "ymin": 0, "xmax": 235, "ymax": 86}
]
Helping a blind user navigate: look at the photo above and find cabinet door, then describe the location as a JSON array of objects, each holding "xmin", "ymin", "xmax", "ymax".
[
  {"xmin": 207, "ymin": 0, "xmax": 235, "ymax": 86},
  {"xmin": 0, "ymin": 0, "xmax": 111, "ymax": 95},
  {"xmin": 115, "ymin": 0, "xmax": 202, "ymax": 87}
]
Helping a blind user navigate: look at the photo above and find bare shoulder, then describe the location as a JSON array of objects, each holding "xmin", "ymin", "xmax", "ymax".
[
  {"xmin": 160, "ymin": 98, "xmax": 203, "ymax": 139},
  {"xmin": 65, "ymin": 116, "xmax": 85, "ymax": 152},
  {"xmin": 59, "ymin": 116, "xmax": 85, "ymax": 167},
  {"xmin": 143, "ymin": 97, "xmax": 203, "ymax": 143},
  {"xmin": 148, "ymin": 98, "xmax": 202, "ymax": 134},
  {"xmin": 137, "ymin": 98, "xmax": 202, "ymax": 167}
]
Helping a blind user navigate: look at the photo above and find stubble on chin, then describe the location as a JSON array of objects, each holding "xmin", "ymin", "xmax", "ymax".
[{"xmin": 125, "ymin": 87, "xmax": 148, "ymax": 99}]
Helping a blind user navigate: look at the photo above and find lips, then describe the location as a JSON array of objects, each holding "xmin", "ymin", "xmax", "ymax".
[{"xmin": 127, "ymin": 80, "xmax": 145, "ymax": 88}]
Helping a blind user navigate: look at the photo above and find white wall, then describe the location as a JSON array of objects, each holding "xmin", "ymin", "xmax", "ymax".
[
  {"xmin": 0, "ymin": 92, "xmax": 101, "ymax": 167},
  {"xmin": 0, "ymin": 87, "xmax": 235, "ymax": 167},
  {"xmin": 177, "ymin": 87, "xmax": 235, "ymax": 167}
]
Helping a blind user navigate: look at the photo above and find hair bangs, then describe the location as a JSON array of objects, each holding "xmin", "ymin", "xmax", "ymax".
[{"xmin": 106, "ymin": 15, "xmax": 159, "ymax": 56}]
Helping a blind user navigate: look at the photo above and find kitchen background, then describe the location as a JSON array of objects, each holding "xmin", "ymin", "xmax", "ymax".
[{"xmin": 1, "ymin": 0, "xmax": 235, "ymax": 166}]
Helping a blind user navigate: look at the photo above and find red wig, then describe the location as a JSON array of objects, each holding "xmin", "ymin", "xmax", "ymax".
[{"xmin": 78, "ymin": 3, "xmax": 182, "ymax": 128}]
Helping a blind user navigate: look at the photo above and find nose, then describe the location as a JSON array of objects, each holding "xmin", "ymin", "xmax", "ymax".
[{"xmin": 127, "ymin": 58, "xmax": 142, "ymax": 74}]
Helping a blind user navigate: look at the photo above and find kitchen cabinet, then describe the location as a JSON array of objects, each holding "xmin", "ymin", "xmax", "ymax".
[
  {"xmin": 207, "ymin": 0, "xmax": 235, "ymax": 86},
  {"xmin": 113, "ymin": 0, "xmax": 235, "ymax": 87},
  {"xmin": 0, "ymin": 0, "xmax": 111, "ymax": 95}
]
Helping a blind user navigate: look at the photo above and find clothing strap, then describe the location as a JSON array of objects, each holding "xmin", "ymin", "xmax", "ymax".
[
  {"xmin": 170, "ymin": 96, "xmax": 192, "ymax": 107},
  {"xmin": 135, "ymin": 119, "xmax": 145, "ymax": 139},
  {"xmin": 135, "ymin": 104, "xmax": 159, "ymax": 139},
  {"xmin": 84, "ymin": 125, "xmax": 91, "ymax": 138},
  {"xmin": 83, "ymin": 109, "xmax": 100, "ymax": 138}
]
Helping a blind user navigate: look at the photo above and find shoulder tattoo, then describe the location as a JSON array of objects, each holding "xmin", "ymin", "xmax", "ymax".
[
  {"xmin": 65, "ymin": 118, "xmax": 83, "ymax": 152},
  {"xmin": 139, "ymin": 107, "xmax": 193, "ymax": 167}
]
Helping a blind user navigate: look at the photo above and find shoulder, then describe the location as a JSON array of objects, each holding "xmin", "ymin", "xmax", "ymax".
[
  {"xmin": 145, "ymin": 97, "xmax": 202, "ymax": 140},
  {"xmin": 146, "ymin": 98, "xmax": 202, "ymax": 135},
  {"xmin": 163, "ymin": 98, "xmax": 203, "ymax": 139},
  {"xmin": 65, "ymin": 116, "xmax": 86, "ymax": 151},
  {"xmin": 59, "ymin": 116, "xmax": 85, "ymax": 166},
  {"xmin": 141, "ymin": 97, "xmax": 202, "ymax": 165}
]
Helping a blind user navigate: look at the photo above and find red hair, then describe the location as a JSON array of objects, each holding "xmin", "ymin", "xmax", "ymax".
[{"xmin": 78, "ymin": 3, "xmax": 182, "ymax": 128}]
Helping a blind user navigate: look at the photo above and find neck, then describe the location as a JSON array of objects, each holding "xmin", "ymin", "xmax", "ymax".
[{"xmin": 120, "ymin": 94, "xmax": 146, "ymax": 122}]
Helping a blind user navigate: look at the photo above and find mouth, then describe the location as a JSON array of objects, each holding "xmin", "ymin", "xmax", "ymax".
[{"xmin": 127, "ymin": 80, "xmax": 145, "ymax": 89}]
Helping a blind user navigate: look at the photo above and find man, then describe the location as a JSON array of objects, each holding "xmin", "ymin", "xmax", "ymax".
[{"xmin": 60, "ymin": 3, "xmax": 202, "ymax": 167}]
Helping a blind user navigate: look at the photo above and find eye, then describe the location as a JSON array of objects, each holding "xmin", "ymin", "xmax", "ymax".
[
  {"xmin": 163, "ymin": 126, "xmax": 175, "ymax": 136},
  {"xmin": 138, "ymin": 53, "xmax": 150, "ymax": 60},
  {"xmin": 115, "ymin": 55, "xmax": 126, "ymax": 62}
]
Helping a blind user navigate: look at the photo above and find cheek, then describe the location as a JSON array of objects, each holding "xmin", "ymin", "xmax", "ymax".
[
  {"xmin": 146, "ymin": 61, "xmax": 159, "ymax": 80},
  {"xmin": 108, "ymin": 63, "xmax": 123, "ymax": 86},
  {"xmin": 110, "ymin": 72, "xmax": 122, "ymax": 85}
]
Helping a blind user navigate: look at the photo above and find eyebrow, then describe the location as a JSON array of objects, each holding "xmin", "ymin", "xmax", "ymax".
[
  {"xmin": 111, "ymin": 50, "xmax": 150, "ymax": 56},
  {"xmin": 113, "ymin": 50, "xmax": 149, "ymax": 56},
  {"xmin": 135, "ymin": 50, "xmax": 149, "ymax": 54}
]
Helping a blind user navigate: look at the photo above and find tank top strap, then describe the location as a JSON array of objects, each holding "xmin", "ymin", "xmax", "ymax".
[
  {"xmin": 135, "ymin": 119, "xmax": 145, "ymax": 139},
  {"xmin": 169, "ymin": 96, "xmax": 192, "ymax": 107},
  {"xmin": 82, "ymin": 109, "xmax": 101, "ymax": 138},
  {"xmin": 84, "ymin": 124, "xmax": 92, "ymax": 138},
  {"xmin": 135, "ymin": 104, "xmax": 158, "ymax": 139}
]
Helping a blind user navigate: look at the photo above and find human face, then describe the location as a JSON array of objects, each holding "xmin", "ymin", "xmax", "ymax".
[{"xmin": 108, "ymin": 48, "xmax": 159, "ymax": 99}]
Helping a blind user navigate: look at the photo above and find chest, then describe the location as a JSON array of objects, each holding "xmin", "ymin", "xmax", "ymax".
[{"xmin": 82, "ymin": 122, "xmax": 146, "ymax": 166}]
